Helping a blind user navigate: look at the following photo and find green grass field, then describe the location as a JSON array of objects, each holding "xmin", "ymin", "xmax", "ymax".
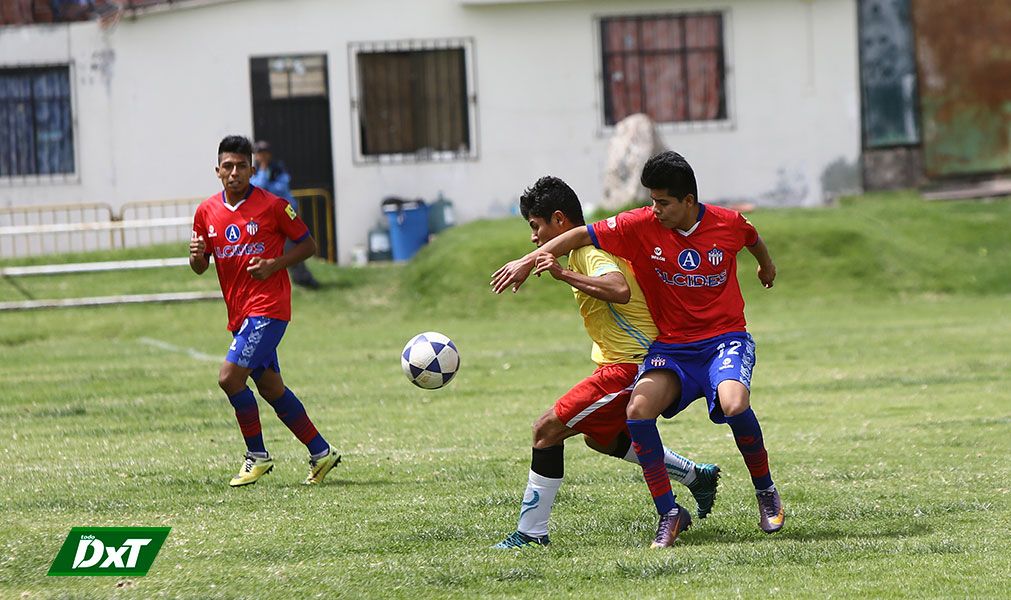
[{"xmin": 1, "ymin": 192, "xmax": 1009, "ymax": 598}]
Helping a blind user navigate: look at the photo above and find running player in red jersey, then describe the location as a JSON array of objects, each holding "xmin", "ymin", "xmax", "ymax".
[
  {"xmin": 492, "ymin": 151, "xmax": 785, "ymax": 547},
  {"xmin": 190, "ymin": 135, "xmax": 339, "ymax": 487}
]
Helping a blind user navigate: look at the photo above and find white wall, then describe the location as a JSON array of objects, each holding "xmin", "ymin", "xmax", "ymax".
[{"xmin": 0, "ymin": 0, "xmax": 860, "ymax": 263}]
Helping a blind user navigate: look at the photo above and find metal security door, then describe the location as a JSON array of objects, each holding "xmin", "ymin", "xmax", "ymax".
[{"xmin": 250, "ymin": 54, "xmax": 336, "ymax": 261}]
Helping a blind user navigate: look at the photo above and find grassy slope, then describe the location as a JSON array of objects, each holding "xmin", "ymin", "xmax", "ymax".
[{"xmin": 0, "ymin": 192, "xmax": 1009, "ymax": 598}]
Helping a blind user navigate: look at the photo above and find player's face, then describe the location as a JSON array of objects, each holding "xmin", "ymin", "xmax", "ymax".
[
  {"xmin": 650, "ymin": 189, "xmax": 694, "ymax": 230},
  {"xmin": 527, "ymin": 213, "xmax": 566, "ymax": 247},
  {"xmin": 217, "ymin": 152, "xmax": 253, "ymax": 196}
]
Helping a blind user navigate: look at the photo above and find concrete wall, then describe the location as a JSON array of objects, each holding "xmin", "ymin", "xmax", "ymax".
[{"xmin": 0, "ymin": 0, "xmax": 861, "ymax": 263}]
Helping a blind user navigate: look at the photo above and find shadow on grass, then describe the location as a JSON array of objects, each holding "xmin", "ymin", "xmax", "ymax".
[
  {"xmin": 106, "ymin": 473, "xmax": 404, "ymax": 491},
  {"xmin": 680, "ymin": 520, "xmax": 932, "ymax": 545}
]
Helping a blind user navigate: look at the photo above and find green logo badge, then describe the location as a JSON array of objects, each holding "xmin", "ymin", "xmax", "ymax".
[{"xmin": 48, "ymin": 527, "xmax": 170, "ymax": 576}]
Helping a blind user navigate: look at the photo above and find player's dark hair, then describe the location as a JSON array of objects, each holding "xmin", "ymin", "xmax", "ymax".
[
  {"xmin": 640, "ymin": 151, "xmax": 698, "ymax": 201},
  {"xmin": 217, "ymin": 135, "xmax": 253, "ymax": 164},
  {"xmin": 519, "ymin": 176, "xmax": 585, "ymax": 225}
]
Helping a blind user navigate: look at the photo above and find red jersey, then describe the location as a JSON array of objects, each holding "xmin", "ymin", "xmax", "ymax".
[
  {"xmin": 192, "ymin": 185, "xmax": 310, "ymax": 331},
  {"xmin": 588, "ymin": 204, "xmax": 758, "ymax": 344}
]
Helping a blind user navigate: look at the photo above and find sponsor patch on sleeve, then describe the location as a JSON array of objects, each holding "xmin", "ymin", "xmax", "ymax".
[{"xmin": 285, "ymin": 204, "xmax": 297, "ymax": 220}]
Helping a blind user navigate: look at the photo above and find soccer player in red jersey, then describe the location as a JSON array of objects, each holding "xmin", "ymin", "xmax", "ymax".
[
  {"xmin": 190, "ymin": 135, "xmax": 339, "ymax": 487},
  {"xmin": 492, "ymin": 176, "xmax": 721, "ymax": 550},
  {"xmin": 492, "ymin": 151, "xmax": 785, "ymax": 546}
]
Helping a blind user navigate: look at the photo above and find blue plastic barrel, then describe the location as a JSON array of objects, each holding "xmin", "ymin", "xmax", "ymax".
[{"xmin": 382, "ymin": 198, "xmax": 429, "ymax": 262}]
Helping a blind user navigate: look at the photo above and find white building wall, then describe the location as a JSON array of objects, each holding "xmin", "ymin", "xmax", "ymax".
[{"xmin": 0, "ymin": 0, "xmax": 860, "ymax": 263}]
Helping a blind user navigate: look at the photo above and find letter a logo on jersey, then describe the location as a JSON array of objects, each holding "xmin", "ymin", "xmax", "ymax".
[{"xmin": 677, "ymin": 249, "xmax": 701, "ymax": 271}]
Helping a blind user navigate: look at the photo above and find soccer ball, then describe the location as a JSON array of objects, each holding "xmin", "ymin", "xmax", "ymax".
[{"xmin": 401, "ymin": 331, "xmax": 460, "ymax": 390}]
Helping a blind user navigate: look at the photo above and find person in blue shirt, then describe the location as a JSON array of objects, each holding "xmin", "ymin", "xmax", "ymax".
[{"xmin": 252, "ymin": 140, "xmax": 320, "ymax": 289}]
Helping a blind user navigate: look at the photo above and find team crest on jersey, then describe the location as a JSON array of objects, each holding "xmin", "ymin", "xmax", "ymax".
[
  {"xmin": 707, "ymin": 247, "xmax": 724, "ymax": 266},
  {"xmin": 650, "ymin": 356, "xmax": 667, "ymax": 367},
  {"xmin": 246, "ymin": 220, "xmax": 258, "ymax": 237},
  {"xmin": 285, "ymin": 204, "xmax": 297, "ymax": 220},
  {"xmin": 224, "ymin": 224, "xmax": 241, "ymax": 243},
  {"xmin": 677, "ymin": 249, "xmax": 701, "ymax": 271},
  {"xmin": 207, "ymin": 225, "xmax": 217, "ymax": 238}
]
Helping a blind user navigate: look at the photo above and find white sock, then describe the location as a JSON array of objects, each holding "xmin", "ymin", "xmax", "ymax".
[
  {"xmin": 664, "ymin": 448, "xmax": 696, "ymax": 486},
  {"xmin": 516, "ymin": 470, "xmax": 562, "ymax": 538},
  {"xmin": 623, "ymin": 445, "xmax": 697, "ymax": 486}
]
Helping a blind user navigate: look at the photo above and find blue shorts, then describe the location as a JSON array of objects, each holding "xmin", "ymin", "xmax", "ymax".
[
  {"xmin": 227, "ymin": 316, "xmax": 287, "ymax": 380},
  {"xmin": 638, "ymin": 331, "xmax": 756, "ymax": 424}
]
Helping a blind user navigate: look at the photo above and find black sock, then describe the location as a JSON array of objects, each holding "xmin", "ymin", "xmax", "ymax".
[
  {"xmin": 531, "ymin": 445, "xmax": 564, "ymax": 479},
  {"xmin": 607, "ymin": 432, "xmax": 633, "ymax": 459}
]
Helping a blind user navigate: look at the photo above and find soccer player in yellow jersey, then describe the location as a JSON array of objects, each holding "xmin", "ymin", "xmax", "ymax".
[{"xmin": 493, "ymin": 176, "xmax": 721, "ymax": 549}]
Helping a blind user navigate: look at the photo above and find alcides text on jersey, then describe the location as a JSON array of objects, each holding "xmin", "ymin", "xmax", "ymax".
[
  {"xmin": 655, "ymin": 268, "xmax": 728, "ymax": 288},
  {"xmin": 214, "ymin": 242, "xmax": 266, "ymax": 259}
]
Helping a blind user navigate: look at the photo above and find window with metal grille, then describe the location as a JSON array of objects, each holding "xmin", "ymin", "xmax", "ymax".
[
  {"xmin": 0, "ymin": 65, "xmax": 75, "ymax": 177},
  {"xmin": 350, "ymin": 39, "xmax": 476, "ymax": 162},
  {"xmin": 600, "ymin": 13, "xmax": 727, "ymax": 126}
]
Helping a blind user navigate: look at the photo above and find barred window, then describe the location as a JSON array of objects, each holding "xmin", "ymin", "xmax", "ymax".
[
  {"xmin": 0, "ymin": 66, "xmax": 75, "ymax": 177},
  {"xmin": 351, "ymin": 39, "xmax": 476, "ymax": 162},
  {"xmin": 601, "ymin": 13, "xmax": 727, "ymax": 126}
]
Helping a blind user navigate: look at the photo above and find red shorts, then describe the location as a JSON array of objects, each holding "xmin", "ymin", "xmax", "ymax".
[{"xmin": 553, "ymin": 362, "xmax": 638, "ymax": 446}]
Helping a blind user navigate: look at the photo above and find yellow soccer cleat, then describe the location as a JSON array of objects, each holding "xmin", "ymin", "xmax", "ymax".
[
  {"xmin": 303, "ymin": 447, "xmax": 341, "ymax": 485},
  {"xmin": 229, "ymin": 452, "xmax": 274, "ymax": 487}
]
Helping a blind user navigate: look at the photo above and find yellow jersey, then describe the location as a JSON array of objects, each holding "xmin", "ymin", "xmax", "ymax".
[{"xmin": 567, "ymin": 245, "xmax": 658, "ymax": 365}]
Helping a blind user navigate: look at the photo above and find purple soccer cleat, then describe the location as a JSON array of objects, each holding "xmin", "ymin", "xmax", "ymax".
[
  {"xmin": 756, "ymin": 488, "xmax": 786, "ymax": 533},
  {"xmin": 650, "ymin": 503, "xmax": 692, "ymax": 548}
]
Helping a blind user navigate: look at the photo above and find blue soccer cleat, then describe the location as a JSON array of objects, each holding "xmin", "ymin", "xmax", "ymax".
[
  {"xmin": 492, "ymin": 530, "xmax": 550, "ymax": 549},
  {"xmin": 685, "ymin": 463, "xmax": 721, "ymax": 519}
]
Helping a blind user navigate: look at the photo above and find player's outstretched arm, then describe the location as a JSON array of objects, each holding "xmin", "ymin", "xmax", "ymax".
[
  {"xmin": 491, "ymin": 226, "xmax": 593, "ymax": 294},
  {"xmin": 537, "ymin": 226, "xmax": 593, "ymax": 265},
  {"xmin": 746, "ymin": 236, "xmax": 776, "ymax": 289},
  {"xmin": 536, "ymin": 253, "xmax": 631, "ymax": 304},
  {"xmin": 189, "ymin": 235, "xmax": 209, "ymax": 275},
  {"xmin": 491, "ymin": 253, "xmax": 539, "ymax": 294}
]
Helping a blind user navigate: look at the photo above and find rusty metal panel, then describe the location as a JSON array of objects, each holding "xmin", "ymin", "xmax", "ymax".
[{"xmin": 912, "ymin": 0, "xmax": 1011, "ymax": 177}]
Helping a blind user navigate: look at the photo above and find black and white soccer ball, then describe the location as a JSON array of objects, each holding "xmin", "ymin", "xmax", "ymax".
[{"xmin": 401, "ymin": 331, "xmax": 460, "ymax": 390}]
